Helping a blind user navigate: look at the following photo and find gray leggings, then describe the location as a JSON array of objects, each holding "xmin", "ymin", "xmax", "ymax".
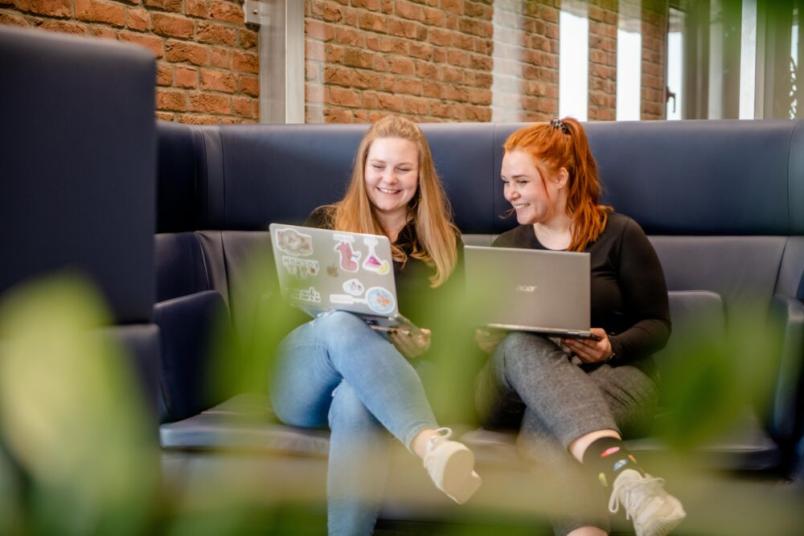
[{"xmin": 476, "ymin": 332, "xmax": 658, "ymax": 534}]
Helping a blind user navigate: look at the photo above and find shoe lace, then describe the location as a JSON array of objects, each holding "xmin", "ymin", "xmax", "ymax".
[{"xmin": 608, "ymin": 473, "xmax": 667, "ymax": 520}]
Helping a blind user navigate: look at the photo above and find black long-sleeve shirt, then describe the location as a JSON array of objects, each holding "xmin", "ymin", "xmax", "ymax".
[{"xmin": 493, "ymin": 213, "xmax": 671, "ymax": 374}]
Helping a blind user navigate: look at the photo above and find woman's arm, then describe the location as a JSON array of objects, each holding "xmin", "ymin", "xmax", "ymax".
[{"xmin": 607, "ymin": 218, "xmax": 672, "ymax": 364}]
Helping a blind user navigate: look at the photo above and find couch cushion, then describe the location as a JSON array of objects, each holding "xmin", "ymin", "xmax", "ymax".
[
  {"xmin": 160, "ymin": 393, "xmax": 330, "ymax": 456},
  {"xmin": 197, "ymin": 125, "xmax": 364, "ymax": 230},
  {"xmin": 155, "ymin": 233, "xmax": 213, "ymax": 302},
  {"xmin": 156, "ymin": 121, "xmax": 202, "ymax": 233},
  {"xmin": 587, "ymin": 120, "xmax": 803, "ymax": 235},
  {"xmin": 776, "ymin": 237, "xmax": 804, "ymax": 299},
  {"xmin": 651, "ymin": 236, "xmax": 786, "ymax": 318},
  {"xmin": 155, "ymin": 291, "xmax": 229, "ymax": 423}
]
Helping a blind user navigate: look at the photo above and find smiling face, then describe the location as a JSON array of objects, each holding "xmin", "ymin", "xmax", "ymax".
[
  {"xmin": 501, "ymin": 149, "xmax": 567, "ymax": 225},
  {"xmin": 364, "ymin": 136, "xmax": 420, "ymax": 222}
]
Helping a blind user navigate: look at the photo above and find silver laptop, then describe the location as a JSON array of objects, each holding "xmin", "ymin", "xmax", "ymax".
[
  {"xmin": 464, "ymin": 245, "xmax": 596, "ymax": 339},
  {"xmin": 269, "ymin": 223, "xmax": 418, "ymax": 334}
]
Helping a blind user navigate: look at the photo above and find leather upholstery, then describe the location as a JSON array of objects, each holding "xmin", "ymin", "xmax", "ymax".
[
  {"xmin": 0, "ymin": 26, "xmax": 156, "ymax": 324},
  {"xmin": 156, "ymin": 122, "xmax": 202, "ymax": 234},
  {"xmin": 155, "ymin": 232, "xmax": 212, "ymax": 302},
  {"xmin": 0, "ymin": 27, "xmax": 161, "ymax": 417},
  {"xmin": 154, "ymin": 291, "xmax": 228, "ymax": 423}
]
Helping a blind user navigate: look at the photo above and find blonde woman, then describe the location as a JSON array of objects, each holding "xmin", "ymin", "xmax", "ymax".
[{"xmin": 271, "ymin": 115, "xmax": 481, "ymax": 535}]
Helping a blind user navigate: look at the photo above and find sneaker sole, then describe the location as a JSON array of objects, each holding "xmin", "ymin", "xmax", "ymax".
[
  {"xmin": 434, "ymin": 445, "xmax": 477, "ymax": 504},
  {"xmin": 639, "ymin": 500, "xmax": 686, "ymax": 536},
  {"xmin": 448, "ymin": 470, "xmax": 482, "ymax": 504}
]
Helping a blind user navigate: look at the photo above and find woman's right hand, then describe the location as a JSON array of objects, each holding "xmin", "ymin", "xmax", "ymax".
[
  {"xmin": 475, "ymin": 327, "xmax": 505, "ymax": 353},
  {"xmin": 390, "ymin": 327, "xmax": 431, "ymax": 359}
]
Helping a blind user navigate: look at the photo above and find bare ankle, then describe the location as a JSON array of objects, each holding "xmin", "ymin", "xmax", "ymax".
[
  {"xmin": 567, "ymin": 527, "xmax": 607, "ymax": 536},
  {"xmin": 411, "ymin": 428, "xmax": 438, "ymax": 458}
]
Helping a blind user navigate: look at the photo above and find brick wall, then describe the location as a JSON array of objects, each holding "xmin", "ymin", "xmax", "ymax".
[
  {"xmin": 0, "ymin": 0, "xmax": 260, "ymax": 124},
  {"xmin": 588, "ymin": 0, "xmax": 617, "ymax": 121},
  {"xmin": 641, "ymin": 0, "xmax": 667, "ymax": 119},
  {"xmin": 306, "ymin": 0, "xmax": 666, "ymax": 124},
  {"xmin": 305, "ymin": 0, "xmax": 495, "ymax": 123},
  {"xmin": 3, "ymin": 0, "xmax": 670, "ymax": 125}
]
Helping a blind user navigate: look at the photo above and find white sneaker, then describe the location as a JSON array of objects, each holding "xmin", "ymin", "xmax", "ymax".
[
  {"xmin": 608, "ymin": 469, "xmax": 686, "ymax": 536},
  {"xmin": 422, "ymin": 428, "xmax": 482, "ymax": 504}
]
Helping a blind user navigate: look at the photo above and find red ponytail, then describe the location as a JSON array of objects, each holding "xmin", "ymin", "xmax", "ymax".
[{"xmin": 503, "ymin": 117, "xmax": 610, "ymax": 251}]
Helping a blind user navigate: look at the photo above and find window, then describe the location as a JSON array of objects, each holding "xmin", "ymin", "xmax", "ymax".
[
  {"xmin": 667, "ymin": 7, "xmax": 685, "ymax": 120},
  {"xmin": 559, "ymin": 4, "xmax": 589, "ymax": 120},
  {"xmin": 618, "ymin": 0, "xmax": 643, "ymax": 121},
  {"xmin": 739, "ymin": 0, "xmax": 757, "ymax": 118}
]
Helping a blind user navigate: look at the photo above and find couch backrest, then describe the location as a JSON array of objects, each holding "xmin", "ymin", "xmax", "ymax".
[
  {"xmin": 155, "ymin": 120, "xmax": 804, "ymax": 307},
  {"xmin": 0, "ymin": 26, "xmax": 157, "ymax": 324},
  {"xmin": 0, "ymin": 26, "xmax": 161, "ymax": 418}
]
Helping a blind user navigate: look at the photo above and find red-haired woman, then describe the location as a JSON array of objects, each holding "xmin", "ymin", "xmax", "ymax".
[
  {"xmin": 476, "ymin": 118, "xmax": 686, "ymax": 536},
  {"xmin": 271, "ymin": 115, "xmax": 480, "ymax": 536}
]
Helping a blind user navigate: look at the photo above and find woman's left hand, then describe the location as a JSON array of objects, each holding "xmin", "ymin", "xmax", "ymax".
[
  {"xmin": 561, "ymin": 328, "xmax": 612, "ymax": 363},
  {"xmin": 390, "ymin": 327, "xmax": 432, "ymax": 359}
]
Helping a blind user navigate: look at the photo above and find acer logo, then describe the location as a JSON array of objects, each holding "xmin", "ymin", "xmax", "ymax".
[{"xmin": 516, "ymin": 285, "xmax": 537, "ymax": 293}]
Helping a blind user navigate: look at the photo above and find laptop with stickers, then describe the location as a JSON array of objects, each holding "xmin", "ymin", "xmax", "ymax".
[
  {"xmin": 269, "ymin": 223, "xmax": 419, "ymax": 334},
  {"xmin": 464, "ymin": 245, "xmax": 597, "ymax": 340}
]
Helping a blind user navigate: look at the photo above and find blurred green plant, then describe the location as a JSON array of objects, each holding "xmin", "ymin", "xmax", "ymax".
[
  {"xmin": 2, "ymin": 266, "xmax": 802, "ymax": 535},
  {"xmin": 0, "ymin": 274, "xmax": 158, "ymax": 535},
  {"xmin": 654, "ymin": 300, "xmax": 781, "ymax": 451}
]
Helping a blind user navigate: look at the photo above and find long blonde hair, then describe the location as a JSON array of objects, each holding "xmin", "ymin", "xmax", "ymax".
[
  {"xmin": 325, "ymin": 115, "xmax": 459, "ymax": 288},
  {"xmin": 504, "ymin": 117, "xmax": 611, "ymax": 252}
]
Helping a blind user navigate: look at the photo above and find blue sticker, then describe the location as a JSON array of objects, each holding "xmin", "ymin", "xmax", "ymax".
[{"xmin": 365, "ymin": 286, "xmax": 395, "ymax": 315}]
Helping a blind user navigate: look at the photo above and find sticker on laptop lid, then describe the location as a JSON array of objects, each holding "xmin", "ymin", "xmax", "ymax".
[
  {"xmin": 362, "ymin": 236, "xmax": 390, "ymax": 275},
  {"xmin": 342, "ymin": 278, "xmax": 364, "ymax": 296},
  {"xmin": 329, "ymin": 294, "xmax": 365, "ymax": 305},
  {"xmin": 333, "ymin": 235, "xmax": 361, "ymax": 273},
  {"xmin": 275, "ymin": 228, "xmax": 314, "ymax": 257},
  {"xmin": 281, "ymin": 256, "xmax": 320, "ymax": 279},
  {"xmin": 365, "ymin": 286, "xmax": 395, "ymax": 315},
  {"xmin": 288, "ymin": 286, "xmax": 321, "ymax": 304}
]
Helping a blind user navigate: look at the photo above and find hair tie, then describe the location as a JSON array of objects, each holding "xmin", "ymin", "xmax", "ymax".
[{"xmin": 550, "ymin": 118, "xmax": 569, "ymax": 134}]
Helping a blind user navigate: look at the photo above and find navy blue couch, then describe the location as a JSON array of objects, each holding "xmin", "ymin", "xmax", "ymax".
[
  {"xmin": 0, "ymin": 26, "xmax": 161, "ymax": 419},
  {"xmin": 154, "ymin": 119, "xmax": 804, "ymax": 489}
]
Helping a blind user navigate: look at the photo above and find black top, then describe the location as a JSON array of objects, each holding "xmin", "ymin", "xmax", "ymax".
[
  {"xmin": 493, "ymin": 213, "xmax": 671, "ymax": 373},
  {"xmin": 299, "ymin": 206, "xmax": 466, "ymax": 359}
]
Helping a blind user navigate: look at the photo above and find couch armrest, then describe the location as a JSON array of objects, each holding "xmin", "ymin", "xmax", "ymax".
[
  {"xmin": 102, "ymin": 324, "xmax": 161, "ymax": 427},
  {"xmin": 154, "ymin": 290, "xmax": 229, "ymax": 423},
  {"xmin": 769, "ymin": 295, "xmax": 804, "ymax": 451}
]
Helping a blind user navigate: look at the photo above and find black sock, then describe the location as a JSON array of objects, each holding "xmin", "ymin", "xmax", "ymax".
[{"xmin": 582, "ymin": 437, "xmax": 643, "ymax": 489}]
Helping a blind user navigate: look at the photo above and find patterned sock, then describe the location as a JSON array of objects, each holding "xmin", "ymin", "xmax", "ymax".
[{"xmin": 582, "ymin": 436, "xmax": 644, "ymax": 489}]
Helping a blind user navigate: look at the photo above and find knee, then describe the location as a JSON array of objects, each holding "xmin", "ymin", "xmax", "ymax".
[
  {"xmin": 315, "ymin": 310, "xmax": 366, "ymax": 332},
  {"xmin": 496, "ymin": 332, "xmax": 558, "ymax": 371},
  {"xmin": 313, "ymin": 311, "xmax": 373, "ymax": 346},
  {"xmin": 311, "ymin": 311, "xmax": 376, "ymax": 349},
  {"xmin": 328, "ymin": 381, "xmax": 380, "ymax": 432}
]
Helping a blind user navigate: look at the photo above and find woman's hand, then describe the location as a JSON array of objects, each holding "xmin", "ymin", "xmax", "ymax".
[
  {"xmin": 390, "ymin": 327, "xmax": 431, "ymax": 359},
  {"xmin": 561, "ymin": 328, "xmax": 613, "ymax": 363},
  {"xmin": 475, "ymin": 327, "xmax": 505, "ymax": 354}
]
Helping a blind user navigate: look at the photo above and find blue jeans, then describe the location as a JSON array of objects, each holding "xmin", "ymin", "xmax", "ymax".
[{"xmin": 270, "ymin": 311, "xmax": 438, "ymax": 536}]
